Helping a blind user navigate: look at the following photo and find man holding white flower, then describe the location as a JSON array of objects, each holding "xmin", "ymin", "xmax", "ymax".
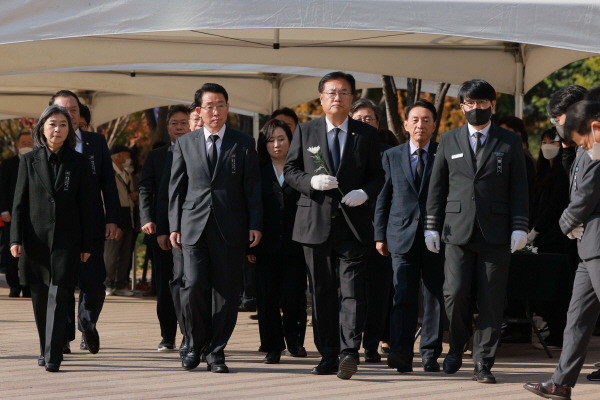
[{"xmin": 284, "ymin": 71, "xmax": 384, "ymax": 380}]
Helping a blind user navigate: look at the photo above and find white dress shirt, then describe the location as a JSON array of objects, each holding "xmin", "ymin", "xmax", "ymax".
[
  {"xmin": 467, "ymin": 122, "xmax": 491, "ymax": 152},
  {"xmin": 409, "ymin": 140, "xmax": 430, "ymax": 179},
  {"xmin": 272, "ymin": 163, "xmax": 285, "ymax": 186},
  {"xmin": 204, "ymin": 125, "xmax": 226, "ymax": 158},
  {"xmin": 75, "ymin": 128, "xmax": 83, "ymax": 154},
  {"xmin": 325, "ymin": 116, "xmax": 348, "ymax": 164}
]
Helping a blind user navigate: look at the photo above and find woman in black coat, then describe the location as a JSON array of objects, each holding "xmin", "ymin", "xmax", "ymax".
[
  {"xmin": 10, "ymin": 104, "xmax": 92, "ymax": 372},
  {"xmin": 248, "ymin": 119, "xmax": 307, "ymax": 364}
]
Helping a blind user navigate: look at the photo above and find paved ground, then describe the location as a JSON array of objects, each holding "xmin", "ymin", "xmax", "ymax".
[{"xmin": 1, "ymin": 281, "xmax": 599, "ymax": 399}]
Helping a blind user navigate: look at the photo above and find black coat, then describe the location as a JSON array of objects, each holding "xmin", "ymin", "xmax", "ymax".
[
  {"xmin": 283, "ymin": 116, "xmax": 384, "ymax": 245},
  {"xmin": 0, "ymin": 154, "xmax": 20, "ymax": 214},
  {"xmin": 10, "ymin": 147, "xmax": 92, "ymax": 287},
  {"xmin": 139, "ymin": 144, "xmax": 169, "ymax": 228},
  {"xmin": 252, "ymin": 163, "xmax": 303, "ymax": 258}
]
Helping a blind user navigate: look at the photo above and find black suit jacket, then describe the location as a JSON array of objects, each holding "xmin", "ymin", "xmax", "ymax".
[
  {"xmin": 80, "ymin": 130, "xmax": 120, "ymax": 240},
  {"xmin": 156, "ymin": 149, "xmax": 174, "ymax": 236},
  {"xmin": 284, "ymin": 116, "xmax": 384, "ymax": 245},
  {"xmin": 375, "ymin": 141, "xmax": 438, "ymax": 254},
  {"xmin": 10, "ymin": 147, "xmax": 92, "ymax": 287},
  {"xmin": 252, "ymin": 163, "xmax": 303, "ymax": 257},
  {"xmin": 139, "ymin": 144, "xmax": 170, "ymax": 228},
  {"xmin": 426, "ymin": 123, "xmax": 529, "ymax": 245},
  {"xmin": 0, "ymin": 154, "xmax": 20, "ymax": 214},
  {"xmin": 168, "ymin": 127, "xmax": 262, "ymax": 247}
]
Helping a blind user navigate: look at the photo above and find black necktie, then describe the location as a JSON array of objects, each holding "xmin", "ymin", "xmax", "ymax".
[
  {"xmin": 474, "ymin": 131, "xmax": 483, "ymax": 169},
  {"xmin": 330, "ymin": 127, "xmax": 341, "ymax": 175},
  {"xmin": 208, "ymin": 134, "xmax": 219, "ymax": 175},
  {"xmin": 415, "ymin": 148, "xmax": 425, "ymax": 190},
  {"xmin": 49, "ymin": 153, "xmax": 59, "ymax": 184}
]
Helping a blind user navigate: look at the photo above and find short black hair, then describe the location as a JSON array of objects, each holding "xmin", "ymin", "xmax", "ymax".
[
  {"xmin": 189, "ymin": 102, "xmax": 197, "ymax": 112},
  {"xmin": 32, "ymin": 105, "xmax": 77, "ymax": 150},
  {"xmin": 79, "ymin": 103, "xmax": 91, "ymax": 125},
  {"xmin": 497, "ymin": 115, "xmax": 528, "ymax": 147},
  {"xmin": 584, "ymin": 85, "xmax": 600, "ymax": 103},
  {"xmin": 194, "ymin": 83, "xmax": 228, "ymax": 107},
  {"xmin": 17, "ymin": 131, "xmax": 32, "ymax": 141},
  {"xmin": 271, "ymin": 107, "xmax": 299, "ymax": 125},
  {"xmin": 457, "ymin": 79, "xmax": 496, "ymax": 103},
  {"xmin": 547, "ymin": 85, "xmax": 587, "ymax": 118},
  {"xmin": 257, "ymin": 119, "xmax": 293, "ymax": 166},
  {"xmin": 350, "ymin": 98, "xmax": 380, "ymax": 121},
  {"xmin": 318, "ymin": 71, "xmax": 356, "ymax": 94},
  {"xmin": 110, "ymin": 144, "xmax": 131, "ymax": 156},
  {"xmin": 49, "ymin": 89, "xmax": 83, "ymax": 109},
  {"xmin": 564, "ymin": 100, "xmax": 600, "ymax": 142},
  {"xmin": 166, "ymin": 104, "xmax": 190, "ymax": 124},
  {"xmin": 404, "ymin": 99, "xmax": 437, "ymax": 121}
]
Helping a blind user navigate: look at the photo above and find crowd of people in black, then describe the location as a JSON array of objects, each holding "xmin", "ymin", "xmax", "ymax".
[{"xmin": 2, "ymin": 71, "xmax": 600, "ymax": 399}]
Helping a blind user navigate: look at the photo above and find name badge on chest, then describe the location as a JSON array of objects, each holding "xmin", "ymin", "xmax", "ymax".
[
  {"xmin": 231, "ymin": 153, "xmax": 237, "ymax": 175},
  {"xmin": 495, "ymin": 152, "xmax": 504, "ymax": 173},
  {"xmin": 64, "ymin": 171, "xmax": 71, "ymax": 191},
  {"xmin": 89, "ymin": 155, "xmax": 96, "ymax": 175}
]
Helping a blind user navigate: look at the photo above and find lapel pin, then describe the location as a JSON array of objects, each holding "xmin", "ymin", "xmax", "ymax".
[{"xmin": 352, "ymin": 132, "xmax": 356, "ymax": 136}]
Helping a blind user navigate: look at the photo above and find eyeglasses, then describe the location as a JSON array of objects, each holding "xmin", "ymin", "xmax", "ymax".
[
  {"xmin": 462, "ymin": 100, "xmax": 491, "ymax": 109},
  {"xmin": 200, "ymin": 104, "xmax": 228, "ymax": 113},
  {"xmin": 354, "ymin": 116, "xmax": 377, "ymax": 123},
  {"xmin": 322, "ymin": 91, "xmax": 352, "ymax": 99},
  {"xmin": 168, "ymin": 120, "xmax": 189, "ymax": 127}
]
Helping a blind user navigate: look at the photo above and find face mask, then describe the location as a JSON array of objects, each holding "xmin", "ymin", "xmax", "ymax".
[
  {"xmin": 464, "ymin": 107, "xmax": 492, "ymax": 126},
  {"xmin": 555, "ymin": 123, "xmax": 565, "ymax": 139},
  {"xmin": 541, "ymin": 144, "xmax": 559, "ymax": 160},
  {"xmin": 18, "ymin": 147, "xmax": 33, "ymax": 155},
  {"xmin": 123, "ymin": 158, "xmax": 132, "ymax": 170},
  {"xmin": 586, "ymin": 130, "xmax": 600, "ymax": 160}
]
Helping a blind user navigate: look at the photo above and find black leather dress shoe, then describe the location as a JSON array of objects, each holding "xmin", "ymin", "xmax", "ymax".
[
  {"xmin": 80, "ymin": 322, "xmax": 100, "ymax": 354},
  {"xmin": 337, "ymin": 352, "xmax": 359, "ymax": 380},
  {"xmin": 45, "ymin": 363, "xmax": 60, "ymax": 372},
  {"xmin": 311, "ymin": 357, "xmax": 339, "ymax": 375},
  {"xmin": 473, "ymin": 362, "xmax": 496, "ymax": 383},
  {"xmin": 182, "ymin": 350, "xmax": 201, "ymax": 370},
  {"xmin": 9, "ymin": 287, "xmax": 20, "ymax": 297},
  {"xmin": 263, "ymin": 351, "xmax": 281, "ymax": 364},
  {"xmin": 364, "ymin": 349, "xmax": 381, "ymax": 363},
  {"xmin": 443, "ymin": 353, "xmax": 463, "ymax": 374},
  {"xmin": 62, "ymin": 343, "xmax": 71, "ymax": 354},
  {"xmin": 38, "ymin": 355, "xmax": 45, "ymax": 367},
  {"xmin": 524, "ymin": 378, "xmax": 571, "ymax": 399},
  {"xmin": 80, "ymin": 336, "xmax": 88, "ymax": 350},
  {"xmin": 179, "ymin": 336, "xmax": 189, "ymax": 359},
  {"xmin": 285, "ymin": 346, "xmax": 307, "ymax": 357},
  {"xmin": 422, "ymin": 358, "xmax": 440, "ymax": 372},
  {"xmin": 207, "ymin": 362, "xmax": 229, "ymax": 373},
  {"xmin": 387, "ymin": 353, "xmax": 413, "ymax": 373},
  {"xmin": 587, "ymin": 368, "xmax": 600, "ymax": 381},
  {"xmin": 158, "ymin": 339, "xmax": 175, "ymax": 351},
  {"xmin": 21, "ymin": 287, "xmax": 31, "ymax": 298}
]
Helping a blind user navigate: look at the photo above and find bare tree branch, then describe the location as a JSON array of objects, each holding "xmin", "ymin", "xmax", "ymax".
[
  {"xmin": 433, "ymin": 82, "xmax": 451, "ymax": 141},
  {"xmin": 381, "ymin": 75, "xmax": 405, "ymax": 144}
]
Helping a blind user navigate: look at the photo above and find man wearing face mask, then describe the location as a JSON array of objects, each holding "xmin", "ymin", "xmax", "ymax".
[
  {"xmin": 524, "ymin": 100, "xmax": 600, "ymax": 399},
  {"xmin": 0, "ymin": 132, "xmax": 33, "ymax": 298},
  {"xmin": 104, "ymin": 145, "xmax": 137, "ymax": 296},
  {"xmin": 426, "ymin": 79, "xmax": 529, "ymax": 384}
]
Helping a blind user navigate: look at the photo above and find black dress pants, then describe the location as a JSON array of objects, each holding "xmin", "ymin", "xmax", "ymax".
[
  {"xmin": 362, "ymin": 247, "xmax": 393, "ymax": 352},
  {"xmin": 256, "ymin": 253, "xmax": 307, "ymax": 352},
  {"xmin": 303, "ymin": 216, "xmax": 368, "ymax": 357},
  {"xmin": 389, "ymin": 229, "xmax": 445, "ymax": 361},
  {"xmin": 168, "ymin": 247, "xmax": 185, "ymax": 337},
  {"xmin": 444, "ymin": 225, "xmax": 510, "ymax": 367},
  {"xmin": 31, "ymin": 282, "xmax": 71, "ymax": 364},
  {"xmin": 181, "ymin": 213, "xmax": 245, "ymax": 364},
  {"xmin": 151, "ymin": 240, "xmax": 177, "ymax": 342}
]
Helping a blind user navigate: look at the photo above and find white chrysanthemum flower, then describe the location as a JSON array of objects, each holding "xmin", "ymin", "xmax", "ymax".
[{"xmin": 307, "ymin": 146, "xmax": 320, "ymax": 154}]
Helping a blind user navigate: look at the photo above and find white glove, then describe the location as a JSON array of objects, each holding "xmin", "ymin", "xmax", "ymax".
[
  {"xmin": 527, "ymin": 228, "xmax": 538, "ymax": 244},
  {"xmin": 341, "ymin": 189, "xmax": 368, "ymax": 207},
  {"xmin": 510, "ymin": 230, "xmax": 528, "ymax": 253},
  {"xmin": 310, "ymin": 175, "xmax": 338, "ymax": 191},
  {"xmin": 567, "ymin": 224, "xmax": 584, "ymax": 240},
  {"xmin": 424, "ymin": 230, "xmax": 440, "ymax": 253}
]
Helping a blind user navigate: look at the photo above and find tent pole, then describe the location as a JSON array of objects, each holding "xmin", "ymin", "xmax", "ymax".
[
  {"xmin": 514, "ymin": 45, "xmax": 524, "ymax": 118},
  {"xmin": 271, "ymin": 74, "xmax": 281, "ymax": 113},
  {"xmin": 253, "ymin": 112, "xmax": 259, "ymax": 140}
]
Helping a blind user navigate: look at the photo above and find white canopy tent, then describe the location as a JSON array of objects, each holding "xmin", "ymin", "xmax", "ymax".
[{"xmin": 0, "ymin": 0, "xmax": 598, "ymax": 122}]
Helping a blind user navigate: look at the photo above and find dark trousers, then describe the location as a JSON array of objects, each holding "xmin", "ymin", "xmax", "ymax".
[
  {"xmin": 150, "ymin": 240, "xmax": 177, "ymax": 341},
  {"xmin": 444, "ymin": 225, "xmax": 510, "ymax": 367},
  {"xmin": 169, "ymin": 247, "xmax": 185, "ymax": 336},
  {"xmin": 66, "ymin": 240, "xmax": 106, "ymax": 341},
  {"xmin": 256, "ymin": 253, "xmax": 307, "ymax": 352},
  {"xmin": 240, "ymin": 259, "xmax": 257, "ymax": 308},
  {"xmin": 104, "ymin": 227, "xmax": 133, "ymax": 289},
  {"xmin": 31, "ymin": 282, "xmax": 70, "ymax": 364},
  {"xmin": 553, "ymin": 257, "xmax": 600, "ymax": 387},
  {"xmin": 390, "ymin": 231, "xmax": 445, "ymax": 361},
  {"xmin": 303, "ymin": 216, "xmax": 368, "ymax": 357},
  {"xmin": 181, "ymin": 213, "xmax": 244, "ymax": 364},
  {"xmin": 362, "ymin": 247, "xmax": 393, "ymax": 352}
]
